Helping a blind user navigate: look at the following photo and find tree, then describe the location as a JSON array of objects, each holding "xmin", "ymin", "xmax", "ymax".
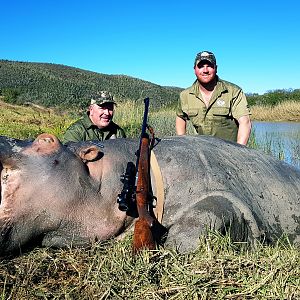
[{"xmin": 2, "ymin": 88, "xmax": 20, "ymax": 104}]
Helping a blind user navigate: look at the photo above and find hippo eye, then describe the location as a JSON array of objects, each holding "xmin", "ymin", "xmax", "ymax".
[{"xmin": 53, "ymin": 159, "xmax": 59, "ymax": 165}]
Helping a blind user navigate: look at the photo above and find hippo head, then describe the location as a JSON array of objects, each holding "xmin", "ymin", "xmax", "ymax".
[{"xmin": 0, "ymin": 133, "xmax": 103, "ymax": 256}]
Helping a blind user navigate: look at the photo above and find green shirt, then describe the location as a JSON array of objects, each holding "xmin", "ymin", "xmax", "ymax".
[
  {"xmin": 62, "ymin": 113, "xmax": 126, "ymax": 144},
  {"xmin": 176, "ymin": 77, "xmax": 251, "ymax": 142}
]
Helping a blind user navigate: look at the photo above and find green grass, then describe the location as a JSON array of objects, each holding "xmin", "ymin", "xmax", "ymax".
[
  {"xmin": 0, "ymin": 101, "xmax": 74, "ymax": 140},
  {"xmin": 0, "ymin": 100, "xmax": 300, "ymax": 299}
]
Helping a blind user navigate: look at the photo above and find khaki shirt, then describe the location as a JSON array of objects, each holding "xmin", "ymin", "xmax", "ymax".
[
  {"xmin": 176, "ymin": 78, "xmax": 251, "ymax": 142},
  {"xmin": 62, "ymin": 113, "xmax": 126, "ymax": 144}
]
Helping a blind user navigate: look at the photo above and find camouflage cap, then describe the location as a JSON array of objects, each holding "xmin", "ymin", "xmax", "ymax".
[
  {"xmin": 90, "ymin": 91, "xmax": 116, "ymax": 105},
  {"xmin": 194, "ymin": 51, "xmax": 216, "ymax": 66}
]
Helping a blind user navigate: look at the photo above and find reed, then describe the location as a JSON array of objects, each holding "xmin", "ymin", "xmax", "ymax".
[
  {"xmin": 248, "ymin": 124, "xmax": 300, "ymax": 169},
  {"xmin": 251, "ymin": 100, "xmax": 300, "ymax": 122}
]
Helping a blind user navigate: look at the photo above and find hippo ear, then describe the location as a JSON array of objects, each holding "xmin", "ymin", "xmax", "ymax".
[{"xmin": 78, "ymin": 146, "xmax": 102, "ymax": 162}]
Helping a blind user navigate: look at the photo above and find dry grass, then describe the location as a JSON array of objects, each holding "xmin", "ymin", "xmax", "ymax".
[
  {"xmin": 251, "ymin": 101, "xmax": 300, "ymax": 122},
  {"xmin": 0, "ymin": 233, "xmax": 299, "ymax": 299},
  {"xmin": 114, "ymin": 102, "xmax": 196, "ymax": 137}
]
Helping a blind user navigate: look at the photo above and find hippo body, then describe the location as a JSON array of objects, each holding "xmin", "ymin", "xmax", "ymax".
[{"xmin": 0, "ymin": 134, "xmax": 299, "ymax": 255}]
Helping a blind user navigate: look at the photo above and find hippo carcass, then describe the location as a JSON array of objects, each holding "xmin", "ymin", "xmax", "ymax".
[{"xmin": 0, "ymin": 133, "xmax": 299, "ymax": 256}]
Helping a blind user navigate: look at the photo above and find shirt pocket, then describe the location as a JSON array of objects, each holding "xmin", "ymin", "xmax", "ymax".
[
  {"xmin": 186, "ymin": 109, "xmax": 198, "ymax": 119},
  {"xmin": 211, "ymin": 106, "xmax": 231, "ymax": 117},
  {"xmin": 211, "ymin": 106, "xmax": 233, "ymax": 127}
]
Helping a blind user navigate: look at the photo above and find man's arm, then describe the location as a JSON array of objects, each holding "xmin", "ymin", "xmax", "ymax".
[
  {"xmin": 176, "ymin": 116, "xmax": 187, "ymax": 135},
  {"xmin": 237, "ymin": 115, "xmax": 252, "ymax": 145}
]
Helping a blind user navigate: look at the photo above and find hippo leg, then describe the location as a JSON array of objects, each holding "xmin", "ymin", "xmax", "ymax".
[{"xmin": 165, "ymin": 195, "xmax": 258, "ymax": 253}]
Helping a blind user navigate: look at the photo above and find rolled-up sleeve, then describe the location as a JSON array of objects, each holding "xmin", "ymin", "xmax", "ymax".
[{"xmin": 232, "ymin": 90, "xmax": 251, "ymax": 120}]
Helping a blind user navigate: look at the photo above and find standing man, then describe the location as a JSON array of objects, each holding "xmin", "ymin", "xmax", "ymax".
[
  {"xmin": 62, "ymin": 91, "xmax": 126, "ymax": 143},
  {"xmin": 176, "ymin": 51, "xmax": 251, "ymax": 145}
]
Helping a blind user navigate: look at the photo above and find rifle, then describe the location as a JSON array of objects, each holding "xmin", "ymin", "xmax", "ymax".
[
  {"xmin": 117, "ymin": 98, "xmax": 167, "ymax": 253},
  {"xmin": 132, "ymin": 97, "xmax": 156, "ymax": 253}
]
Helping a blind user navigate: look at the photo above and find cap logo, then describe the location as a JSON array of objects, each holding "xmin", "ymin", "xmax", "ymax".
[
  {"xmin": 100, "ymin": 91, "xmax": 108, "ymax": 98},
  {"xmin": 201, "ymin": 52, "xmax": 210, "ymax": 57}
]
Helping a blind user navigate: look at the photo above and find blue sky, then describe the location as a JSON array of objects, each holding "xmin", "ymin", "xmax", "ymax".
[{"xmin": 1, "ymin": 0, "xmax": 299, "ymax": 95}]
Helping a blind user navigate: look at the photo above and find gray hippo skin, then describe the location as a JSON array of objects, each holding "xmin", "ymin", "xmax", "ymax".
[{"xmin": 0, "ymin": 133, "xmax": 299, "ymax": 256}]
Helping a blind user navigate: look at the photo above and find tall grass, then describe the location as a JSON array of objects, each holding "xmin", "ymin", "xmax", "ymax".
[
  {"xmin": 251, "ymin": 101, "xmax": 300, "ymax": 122},
  {"xmin": 113, "ymin": 101, "xmax": 145, "ymax": 137},
  {"xmin": 114, "ymin": 101, "xmax": 196, "ymax": 138}
]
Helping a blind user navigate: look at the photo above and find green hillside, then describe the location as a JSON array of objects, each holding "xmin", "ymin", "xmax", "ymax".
[
  {"xmin": 0, "ymin": 60, "xmax": 183, "ymax": 110},
  {"xmin": 1, "ymin": 59, "xmax": 299, "ymax": 111}
]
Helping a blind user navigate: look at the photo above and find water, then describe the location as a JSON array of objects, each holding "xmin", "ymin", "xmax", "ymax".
[{"xmin": 252, "ymin": 121, "xmax": 300, "ymax": 169}]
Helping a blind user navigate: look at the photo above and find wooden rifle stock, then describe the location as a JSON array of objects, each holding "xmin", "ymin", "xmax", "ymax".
[{"xmin": 133, "ymin": 98, "xmax": 156, "ymax": 253}]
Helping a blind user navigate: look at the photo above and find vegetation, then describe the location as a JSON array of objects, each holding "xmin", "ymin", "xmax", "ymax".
[
  {"xmin": 0, "ymin": 98, "xmax": 189, "ymax": 140},
  {"xmin": 0, "ymin": 100, "xmax": 74, "ymax": 140},
  {"xmin": 251, "ymin": 101, "xmax": 300, "ymax": 122},
  {"xmin": 0, "ymin": 60, "xmax": 182, "ymax": 110},
  {"xmin": 0, "ymin": 233, "xmax": 299, "ymax": 299},
  {"xmin": 247, "ymin": 89, "xmax": 300, "ymax": 107}
]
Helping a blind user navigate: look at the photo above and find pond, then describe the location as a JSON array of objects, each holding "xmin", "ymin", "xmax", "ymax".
[{"xmin": 251, "ymin": 121, "xmax": 300, "ymax": 169}]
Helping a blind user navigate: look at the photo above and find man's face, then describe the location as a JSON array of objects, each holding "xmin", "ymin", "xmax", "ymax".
[
  {"xmin": 194, "ymin": 60, "xmax": 217, "ymax": 84},
  {"xmin": 89, "ymin": 102, "xmax": 114, "ymax": 128}
]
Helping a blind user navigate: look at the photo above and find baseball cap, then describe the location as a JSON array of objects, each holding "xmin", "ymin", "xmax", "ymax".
[
  {"xmin": 90, "ymin": 91, "xmax": 116, "ymax": 105},
  {"xmin": 194, "ymin": 51, "xmax": 216, "ymax": 66}
]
